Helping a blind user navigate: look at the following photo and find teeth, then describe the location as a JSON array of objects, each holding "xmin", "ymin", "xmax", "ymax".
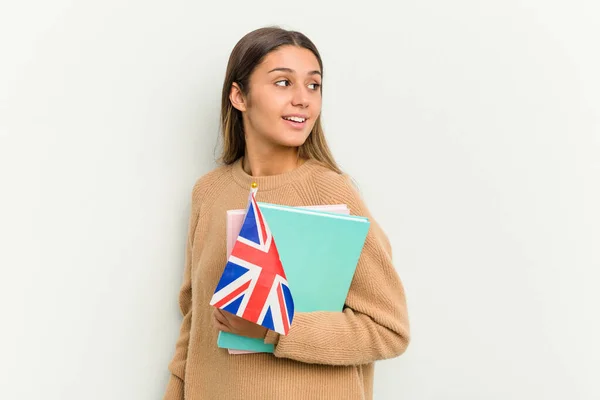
[{"xmin": 284, "ymin": 116, "xmax": 306, "ymax": 123}]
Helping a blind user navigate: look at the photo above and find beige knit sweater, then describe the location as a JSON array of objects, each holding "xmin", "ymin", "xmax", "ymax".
[{"xmin": 163, "ymin": 157, "xmax": 410, "ymax": 400}]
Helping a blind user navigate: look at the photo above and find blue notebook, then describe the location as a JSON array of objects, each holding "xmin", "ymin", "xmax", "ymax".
[{"xmin": 217, "ymin": 202, "xmax": 370, "ymax": 353}]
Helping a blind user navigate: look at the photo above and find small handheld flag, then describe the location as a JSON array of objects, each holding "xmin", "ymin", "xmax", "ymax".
[{"xmin": 209, "ymin": 184, "xmax": 295, "ymax": 335}]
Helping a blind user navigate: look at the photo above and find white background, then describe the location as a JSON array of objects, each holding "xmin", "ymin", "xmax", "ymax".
[{"xmin": 1, "ymin": 1, "xmax": 598, "ymax": 399}]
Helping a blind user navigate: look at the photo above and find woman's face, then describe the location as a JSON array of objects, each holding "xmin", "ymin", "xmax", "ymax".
[{"xmin": 232, "ymin": 45, "xmax": 323, "ymax": 150}]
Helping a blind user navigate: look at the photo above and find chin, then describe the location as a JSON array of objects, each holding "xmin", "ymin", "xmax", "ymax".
[
  {"xmin": 266, "ymin": 130, "xmax": 310, "ymax": 149},
  {"xmin": 275, "ymin": 135, "xmax": 310, "ymax": 148}
]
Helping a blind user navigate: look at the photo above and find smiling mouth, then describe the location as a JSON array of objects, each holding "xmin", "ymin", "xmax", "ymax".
[{"xmin": 282, "ymin": 116, "xmax": 307, "ymax": 123}]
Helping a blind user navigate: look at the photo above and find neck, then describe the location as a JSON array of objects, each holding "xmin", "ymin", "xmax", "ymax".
[{"xmin": 242, "ymin": 146, "xmax": 303, "ymax": 177}]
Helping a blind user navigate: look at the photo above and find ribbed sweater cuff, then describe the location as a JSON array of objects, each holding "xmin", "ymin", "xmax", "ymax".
[{"xmin": 163, "ymin": 375, "xmax": 184, "ymax": 400}]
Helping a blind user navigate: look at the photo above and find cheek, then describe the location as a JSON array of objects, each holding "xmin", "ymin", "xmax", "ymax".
[
  {"xmin": 313, "ymin": 95, "xmax": 322, "ymax": 113},
  {"xmin": 311, "ymin": 94, "xmax": 322, "ymax": 118},
  {"xmin": 252, "ymin": 91, "xmax": 286, "ymax": 121}
]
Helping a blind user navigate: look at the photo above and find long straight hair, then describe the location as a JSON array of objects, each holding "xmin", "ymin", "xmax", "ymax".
[{"xmin": 217, "ymin": 26, "xmax": 342, "ymax": 174}]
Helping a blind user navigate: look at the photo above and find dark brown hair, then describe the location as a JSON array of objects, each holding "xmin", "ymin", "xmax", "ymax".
[{"xmin": 218, "ymin": 26, "xmax": 341, "ymax": 174}]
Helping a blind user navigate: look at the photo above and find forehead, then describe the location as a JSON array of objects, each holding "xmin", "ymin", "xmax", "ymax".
[{"xmin": 257, "ymin": 45, "xmax": 321, "ymax": 74}]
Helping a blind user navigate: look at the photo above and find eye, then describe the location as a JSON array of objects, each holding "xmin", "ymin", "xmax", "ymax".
[
  {"xmin": 308, "ymin": 83, "xmax": 321, "ymax": 91},
  {"xmin": 275, "ymin": 79, "xmax": 291, "ymax": 87}
]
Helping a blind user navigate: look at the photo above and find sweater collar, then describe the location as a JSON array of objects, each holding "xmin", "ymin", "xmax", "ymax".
[{"xmin": 230, "ymin": 157, "xmax": 318, "ymax": 191}]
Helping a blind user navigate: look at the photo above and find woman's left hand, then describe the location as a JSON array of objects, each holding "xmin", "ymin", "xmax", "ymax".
[{"xmin": 212, "ymin": 308, "xmax": 268, "ymax": 339}]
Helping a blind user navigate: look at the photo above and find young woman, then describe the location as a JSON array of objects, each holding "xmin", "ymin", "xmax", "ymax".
[{"xmin": 163, "ymin": 26, "xmax": 410, "ymax": 400}]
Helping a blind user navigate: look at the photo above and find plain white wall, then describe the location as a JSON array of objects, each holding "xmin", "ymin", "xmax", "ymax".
[{"xmin": 1, "ymin": 1, "xmax": 598, "ymax": 399}]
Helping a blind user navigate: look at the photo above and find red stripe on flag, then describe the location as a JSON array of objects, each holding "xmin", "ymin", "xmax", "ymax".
[
  {"xmin": 231, "ymin": 239, "xmax": 285, "ymax": 276},
  {"xmin": 232, "ymin": 241, "xmax": 272, "ymax": 270},
  {"xmin": 252, "ymin": 196, "xmax": 269, "ymax": 245},
  {"xmin": 277, "ymin": 284, "xmax": 289, "ymax": 334},
  {"xmin": 213, "ymin": 280, "xmax": 251, "ymax": 309},
  {"xmin": 242, "ymin": 271, "xmax": 276, "ymax": 322}
]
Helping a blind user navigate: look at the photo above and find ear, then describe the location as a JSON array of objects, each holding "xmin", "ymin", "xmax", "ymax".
[{"xmin": 229, "ymin": 82, "xmax": 247, "ymax": 112}]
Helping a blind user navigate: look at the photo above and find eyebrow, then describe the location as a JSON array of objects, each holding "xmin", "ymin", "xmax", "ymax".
[{"xmin": 268, "ymin": 67, "xmax": 322, "ymax": 77}]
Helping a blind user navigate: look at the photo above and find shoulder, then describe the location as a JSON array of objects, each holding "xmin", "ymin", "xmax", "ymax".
[
  {"xmin": 312, "ymin": 163, "xmax": 395, "ymax": 253},
  {"xmin": 309, "ymin": 161, "xmax": 392, "ymax": 251},
  {"xmin": 192, "ymin": 163, "xmax": 231, "ymax": 194},
  {"xmin": 306, "ymin": 161, "xmax": 365, "ymax": 215},
  {"xmin": 189, "ymin": 163, "xmax": 234, "ymax": 215}
]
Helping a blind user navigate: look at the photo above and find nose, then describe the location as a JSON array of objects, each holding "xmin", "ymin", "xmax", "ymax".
[{"xmin": 291, "ymin": 85, "xmax": 309, "ymax": 108}]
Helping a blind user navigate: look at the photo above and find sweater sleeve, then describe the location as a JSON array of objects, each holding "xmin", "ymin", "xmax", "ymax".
[
  {"xmin": 264, "ymin": 174, "xmax": 410, "ymax": 365},
  {"xmin": 163, "ymin": 181, "xmax": 202, "ymax": 400}
]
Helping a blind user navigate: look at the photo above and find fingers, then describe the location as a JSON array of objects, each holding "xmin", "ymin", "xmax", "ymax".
[
  {"xmin": 214, "ymin": 308, "xmax": 229, "ymax": 325},
  {"xmin": 219, "ymin": 309, "xmax": 236, "ymax": 325},
  {"xmin": 214, "ymin": 319, "xmax": 230, "ymax": 332},
  {"xmin": 212, "ymin": 308, "xmax": 231, "ymax": 332}
]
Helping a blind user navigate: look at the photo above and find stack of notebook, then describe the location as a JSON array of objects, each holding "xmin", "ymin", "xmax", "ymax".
[{"xmin": 219, "ymin": 202, "xmax": 370, "ymax": 354}]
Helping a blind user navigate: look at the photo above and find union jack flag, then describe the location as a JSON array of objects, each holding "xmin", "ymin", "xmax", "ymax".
[{"xmin": 209, "ymin": 188, "xmax": 294, "ymax": 335}]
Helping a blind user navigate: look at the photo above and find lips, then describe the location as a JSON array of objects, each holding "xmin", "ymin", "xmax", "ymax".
[
  {"xmin": 282, "ymin": 115, "xmax": 308, "ymax": 123},
  {"xmin": 281, "ymin": 114, "xmax": 309, "ymax": 130}
]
